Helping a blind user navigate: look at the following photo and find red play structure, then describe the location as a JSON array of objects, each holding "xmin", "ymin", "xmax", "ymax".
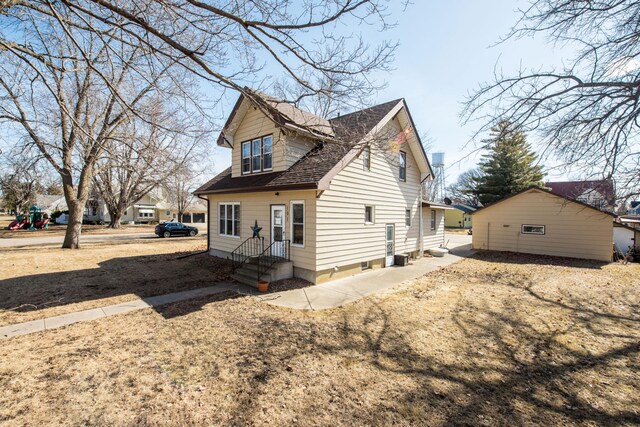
[{"xmin": 7, "ymin": 205, "xmax": 50, "ymax": 230}]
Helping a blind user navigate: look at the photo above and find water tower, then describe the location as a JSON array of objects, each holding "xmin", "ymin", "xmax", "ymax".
[{"xmin": 431, "ymin": 152, "xmax": 445, "ymax": 202}]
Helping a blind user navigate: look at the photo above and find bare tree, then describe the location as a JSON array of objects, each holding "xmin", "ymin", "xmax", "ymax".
[
  {"xmin": 0, "ymin": 7, "xmax": 208, "ymax": 247},
  {"xmin": 93, "ymin": 98, "xmax": 206, "ymax": 228},
  {"xmin": 163, "ymin": 166, "xmax": 197, "ymax": 223},
  {"xmin": 445, "ymin": 169, "xmax": 482, "ymax": 206},
  {"xmin": 1, "ymin": 1, "xmax": 399, "ymax": 122},
  {"xmin": 463, "ymin": 0, "xmax": 640, "ymax": 203},
  {"xmin": 0, "ymin": 152, "xmax": 42, "ymax": 213},
  {"xmin": 1, "ymin": 1, "xmax": 404, "ymax": 248}
]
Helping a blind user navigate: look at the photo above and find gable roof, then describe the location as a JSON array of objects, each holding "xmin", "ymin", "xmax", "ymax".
[
  {"xmin": 196, "ymin": 98, "xmax": 422, "ymax": 195},
  {"xmin": 545, "ymin": 180, "xmax": 615, "ymax": 206},
  {"xmin": 451, "ymin": 204, "xmax": 477, "ymax": 214},
  {"xmin": 472, "ymin": 186, "xmax": 616, "ymax": 217}
]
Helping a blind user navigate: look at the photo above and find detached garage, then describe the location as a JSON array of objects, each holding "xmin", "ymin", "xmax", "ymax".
[{"xmin": 472, "ymin": 187, "xmax": 613, "ymax": 262}]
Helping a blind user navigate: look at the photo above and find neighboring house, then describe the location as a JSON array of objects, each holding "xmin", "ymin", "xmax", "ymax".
[
  {"xmin": 195, "ymin": 92, "xmax": 435, "ymax": 285},
  {"xmin": 444, "ymin": 204, "xmax": 477, "ymax": 229},
  {"xmin": 546, "ymin": 179, "xmax": 616, "ymax": 212},
  {"xmin": 103, "ymin": 192, "xmax": 208, "ymax": 225},
  {"xmin": 628, "ymin": 201, "xmax": 640, "ymax": 215},
  {"xmin": 35, "ymin": 194, "xmax": 66, "ymax": 213},
  {"xmin": 472, "ymin": 187, "xmax": 614, "ymax": 262},
  {"xmin": 613, "ymin": 222, "xmax": 638, "ymax": 254}
]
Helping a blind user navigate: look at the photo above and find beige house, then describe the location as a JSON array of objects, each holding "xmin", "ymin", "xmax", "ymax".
[
  {"xmin": 195, "ymin": 92, "xmax": 438, "ymax": 285},
  {"xmin": 103, "ymin": 193, "xmax": 208, "ymax": 225},
  {"xmin": 472, "ymin": 187, "xmax": 614, "ymax": 262}
]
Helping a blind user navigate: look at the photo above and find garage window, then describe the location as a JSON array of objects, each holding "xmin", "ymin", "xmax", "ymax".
[{"xmin": 521, "ymin": 224, "xmax": 545, "ymax": 235}]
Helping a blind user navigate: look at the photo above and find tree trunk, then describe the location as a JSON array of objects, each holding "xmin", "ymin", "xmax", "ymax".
[
  {"xmin": 107, "ymin": 209, "xmax": 124, "ymax": 229},
  {"xmin": 62, "ymin": 201, "xmax": 84, "ymax": 249}
]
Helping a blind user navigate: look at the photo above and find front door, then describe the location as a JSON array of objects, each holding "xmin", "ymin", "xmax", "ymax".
[
  {"xmin": 271, "ymin": 205, "xmax": 286, "ymax": 257},
  {"xmin": 385, "ymin": 224, "xmax": 395, "ymax": 267}
]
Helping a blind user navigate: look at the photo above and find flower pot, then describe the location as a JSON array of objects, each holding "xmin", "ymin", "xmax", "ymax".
[{"xmin": 257, "ymin": 280, "xmax": 269, "ymax": 292}]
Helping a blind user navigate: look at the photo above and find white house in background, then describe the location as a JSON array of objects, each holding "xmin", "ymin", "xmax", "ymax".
[
  {"xmin": 195, "ymin": 91, "xmax": 444, "ymax": 286},
  {"xmin": 546, "ymin": 179, "xmax": 616, "ymax": 212}
]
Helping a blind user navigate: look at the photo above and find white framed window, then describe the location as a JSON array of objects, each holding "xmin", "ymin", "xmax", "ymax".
[
  {"xmin": 430, "ymin": 210, "xmax": 436, "ymax": 230},
  {"xmin": 252, "ymin": 139, "xmax": 261, "ymax": 172},
  {"xmin": 363, "ymin": 147, "xmax": 371, "ymax": 171},
  {"xmin": 521, "ymin": 224, "xmax": 545, "ymax": 235},
  {"xmin": 242, "ymin": 135, "xmax": 273, "ymax": 174},
  {"xmin": 365, "ymin": 205, "xmax": 374, "ymax": 224},
  {"xmin": 241, "ymin": 141, "xmax": 251, "ymax": 174},
  {"xmin": 263, "ymin": 135, "xmax": 273, "ymax": 171},
  {"xmin": 399, "ymin": 151, "xmax": 406, "ymax": 182},
  {"xmin": 405, "ymin": 208, "xmax": 411, "ymax": 226},
  {"xmin": 361, "ymin": 261, "xmax": 370, "ymax": 270},
  {"xmin": 219, "ymin": 202, "xmax": 240, "ymax": 237},
  {"xmin": 290, "ymin": 201, "xmax": 305, "ymax": 247}
]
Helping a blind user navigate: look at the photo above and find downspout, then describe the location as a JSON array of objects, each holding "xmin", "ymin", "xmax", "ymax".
[
  {"xmin": 419, "ymin": 201, "xmax": 423, "ymax": 256},
  {"xmin": 198, "ymin": 194, "xmax": 210, "ymax": 253},
  {"xmin": 177, "ymin": 194, "xmax": 210, "ymax": 260}
]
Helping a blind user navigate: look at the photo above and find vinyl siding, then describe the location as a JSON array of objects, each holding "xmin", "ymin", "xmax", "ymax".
[
  {"xmin": 206, "ymin": 190, "xmax": 317, "ymax": 271},
  {"xmin": 315, "ymin": 118, "xmax": 422, "ymax": 270},
  {"xmin": 423, "ymin": 208, "xmax": 445, "ymax": 249},
  {"xmin": 472, "ymin": 189, "xmax": 613, "ymax": 262},
  {"xmin": 230, "ymin": 107, "xmax": 315, "ymax": 177}
]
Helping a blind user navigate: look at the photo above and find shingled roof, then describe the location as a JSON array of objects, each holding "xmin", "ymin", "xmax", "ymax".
[{"xmin": 195, "ymin": 99, "xmax": 402, "ymax": 195}]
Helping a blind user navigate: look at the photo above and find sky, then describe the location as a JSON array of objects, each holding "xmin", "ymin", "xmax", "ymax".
[{"xmin": 208, "ymin": 0, "xmax": 571, "ymax": 187}]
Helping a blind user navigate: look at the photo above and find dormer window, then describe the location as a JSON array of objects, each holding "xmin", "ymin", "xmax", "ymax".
[{"xmin": 242, "ymin": 135, "xmax": 273, "ymax": 174}]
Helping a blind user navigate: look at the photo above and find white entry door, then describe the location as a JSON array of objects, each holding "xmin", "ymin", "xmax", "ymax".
[
  {"xmin": 385, "ymin": 224, "xmax": 395, "ymax": 267},
  {"xmin": 271, "ymin": 205, "xmax": 286, "ymax": 257}
]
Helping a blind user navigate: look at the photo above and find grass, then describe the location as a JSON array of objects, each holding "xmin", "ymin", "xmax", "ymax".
[
  {"xmin": 0, "ymin": 214, "xmax": 158, "ymax": 238},
  {"xmin": 0, "ymin": 249, "xmax": 639, "ymax": 426},
  {"xmin": 0, "ymin": 237, "xmax": 231, "ymax": 326}
]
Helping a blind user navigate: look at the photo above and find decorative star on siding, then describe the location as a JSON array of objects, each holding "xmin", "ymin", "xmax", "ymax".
[{"xmin": 251, "ymin": 219, "xmax": 262, "ymax": 238}]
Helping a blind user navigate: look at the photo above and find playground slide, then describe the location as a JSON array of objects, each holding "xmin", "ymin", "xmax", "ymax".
[
  {"xmin": 35, "ymin": 218, "xmax": 50, "ymax": 229},
  {"xmin": 8, "ymin": 219, "xmax": 27, "ymax": 230}
]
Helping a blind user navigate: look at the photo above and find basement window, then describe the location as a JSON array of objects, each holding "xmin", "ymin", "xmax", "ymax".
[
  {"xmin": 361, "ymin": 261, "xmax": 371, "ymax": 270},
  {"xmin": 521, "ymin": 224, "xmax": 545, "ymax": 235}
]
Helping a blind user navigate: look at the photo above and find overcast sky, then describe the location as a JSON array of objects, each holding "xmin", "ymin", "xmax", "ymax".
[{"xmin": 209, "ymin": 0, "xmax": 572, "ymax": 186}]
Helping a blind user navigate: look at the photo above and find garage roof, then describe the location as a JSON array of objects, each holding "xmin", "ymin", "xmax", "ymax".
[{"xmin": 472, "ymin": 186, "xmax": 616, "ymax": 217}]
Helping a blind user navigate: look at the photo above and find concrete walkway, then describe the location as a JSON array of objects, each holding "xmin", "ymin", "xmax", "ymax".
[
  {"xmin": 258, "ymin": 242, "xmax": 473, "ymax": 310},
  {"xmin": 0, "ymin": 281, "xmax": 254, "ymax": 340}
]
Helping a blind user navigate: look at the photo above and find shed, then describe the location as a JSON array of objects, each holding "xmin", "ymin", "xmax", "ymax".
[{"xmin": 472, "ymin": 187, "xmax": 614, "ymax": 262}]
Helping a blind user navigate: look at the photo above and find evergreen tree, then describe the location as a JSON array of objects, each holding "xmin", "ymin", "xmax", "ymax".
[{"xmin": 473, "ymin": 121, "xmax": 544, "ymax": 205}]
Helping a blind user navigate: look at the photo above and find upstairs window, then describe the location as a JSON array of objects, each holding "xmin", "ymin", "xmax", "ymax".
[
  {"xmin": 363, "ymin": 147, "xmax": 371, "ymax": 171},
  {"xmin": 242, "ymin": 135, "xmax": 273, "ymax": 174},
  {"xmin": 252, "ymin": 139, "xmax": 261, "ymax": 172},
  {"xmin": 242, "ymin": 142, "xmax": 251, "ymax": 174},
  {"xmin": 399, "ymin": 151, "xmax": 406, "ymax": 182}
]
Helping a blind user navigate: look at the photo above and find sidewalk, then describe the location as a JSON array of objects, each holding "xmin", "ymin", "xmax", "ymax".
[
  {"xmin": 0, "ymin": 281, "xmax": 254, "ymax": 340},
  {"xmin": 258, "ymin": 244, "xmax": 473, "ymax": 310}
]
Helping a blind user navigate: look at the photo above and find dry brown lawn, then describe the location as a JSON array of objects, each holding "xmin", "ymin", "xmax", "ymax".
[
  {"xmin": 1, "ymin": 251, "xmax": 639, "ymax": 426},
  {"xmin": 0, "ymin": 237, "xmax": 231, "ymax": 326},
  {"xmin": 0, "ymin": 214, "xmax": 156, "ymax": 238}
]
